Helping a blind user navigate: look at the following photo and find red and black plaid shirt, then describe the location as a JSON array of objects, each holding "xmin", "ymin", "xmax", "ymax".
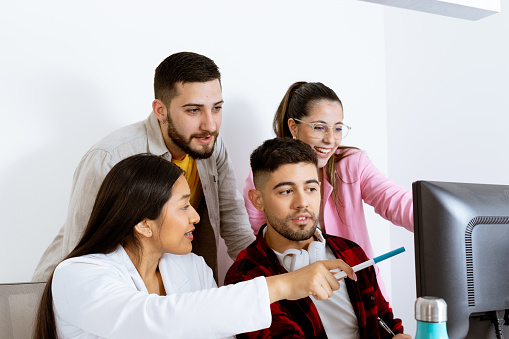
[{"xmin": 225, "ymin": 226, "xmax": 405, "ymax": 339}]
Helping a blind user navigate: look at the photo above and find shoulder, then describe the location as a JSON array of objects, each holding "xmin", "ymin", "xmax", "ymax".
[
  {"xmin": 334, "ymin": 148, "xmax": 375, "ymax": 181},
  {"xmin": 87, "ymin": 118, "xmax": 150, "ymax": 158},
  {"xmin": 335, "ymin": 148, "xmax": 367, "ymax": 166},
  {"xmin": 333, "ymin": 148, "xmax": 365, "ymax": 173},
  {"xmin": 324, "ymin": 233, "xmax": 361, "ymax": 249},
  {"xmin": 324, "ymin": 234, "xmax": 369, "ymax": 264},
  {"xmin": 54, "ymin": 250, "xmax": 131, "ymax": 282},
  {"xmin": 226, "ymin": 239, "xmax": 276, "ymax": 282}
]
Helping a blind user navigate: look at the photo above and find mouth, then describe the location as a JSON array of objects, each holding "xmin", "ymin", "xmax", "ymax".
[
  {"xmin": 314, "ymin": 146, "xmax": 332, "ymax": 157},
  {"xmin": 196, "ymin": 136, "xmax": 212, "ymax": 143},
  {"xmin": 292, "ymin": 215, "xmax": 312, "ymax": 225},
  {"xmin": 193, "ymin": 134, "xmax": 215, "ymax": 144},
  {"xmin": 184, "ymin": 230, "xmax": 194, "ymax": 240}
]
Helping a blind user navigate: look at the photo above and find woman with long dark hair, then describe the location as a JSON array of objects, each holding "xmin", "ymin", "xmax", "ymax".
[
  {"xmin": 35, "ymin": 154, "xmax": 353, "ymax": 339},
  {"xmin": 244, "ymin": 82, "xmax": 413, "ymax": 298}
]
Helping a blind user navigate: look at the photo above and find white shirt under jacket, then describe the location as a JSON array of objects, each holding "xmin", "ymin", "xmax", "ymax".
[{"xmin": 52, "ymin": 246, "xmax": 271, "ymax": 339}]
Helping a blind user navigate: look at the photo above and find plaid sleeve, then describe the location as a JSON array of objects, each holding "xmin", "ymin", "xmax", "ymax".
[
  {"xmin": 359, "ymin": 252, "xmax": 404, "ymax": 337},
  {"xmin": 225, "ymin": 259, "xmax": 307, "ymax": 338},
  {"xmin": 225, "ymin": 248, "xmax": 325, "ymax": 339},
  {"xmin": 376, "ymin": 284, "xmax": 404, "ymax": 338},
  {"xmin": 235, "ymin": 302, "xmax": 307, "ymax": 339}
]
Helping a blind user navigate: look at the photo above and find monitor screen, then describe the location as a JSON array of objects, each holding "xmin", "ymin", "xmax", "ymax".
[{"xmin": 413, "ymin": 180, "xmax": 509, "ymax": 339}]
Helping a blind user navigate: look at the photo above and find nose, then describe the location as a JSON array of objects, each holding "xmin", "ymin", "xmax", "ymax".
[
  {"xmin": 323, "ymin": 129, "xmax": 335, "ymax": 143},
  {"xmin": 190, "ymin": 206, "xmax": 201, "ymax": 225},
  {"xmin": 292, "ymin": 190, "xmax": 310, "ymax": 210},
  {"xmin": 201, "ymin": 110, "xmax": 217, "ymax": 133}
]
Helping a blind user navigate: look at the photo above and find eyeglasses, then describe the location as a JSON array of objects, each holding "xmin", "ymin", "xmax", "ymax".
[{"xmin": 293, "ymin": 118, "xmax": 351, "ymax": 140}]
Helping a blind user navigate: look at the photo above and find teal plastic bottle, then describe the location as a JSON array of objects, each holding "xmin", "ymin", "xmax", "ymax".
[{"xmin": 415, "ymin": 297, "xmax": 449, "ymax": 339}]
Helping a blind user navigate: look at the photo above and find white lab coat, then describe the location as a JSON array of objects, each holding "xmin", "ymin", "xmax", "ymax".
[{"xmin": 52, "ymin": 246, "xmax": 271, "ymax": 339}]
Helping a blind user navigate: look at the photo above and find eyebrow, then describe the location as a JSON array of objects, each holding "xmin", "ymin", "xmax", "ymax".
[
  {"xmin": 273, "ymin": 181, "xmax": 294, "ymax": 190},
  {"xmin": 311, "ymin": 120, "xmax": 344, "ymax": 125},
  {"xmin": 182, "ymin": 100, "xmax": 224, "ymax": 108},
  {"xmin": 272, "ymin": 179, "xmax": 319, "ymax": 190},
  {"xmin": 178, "ymin": 194, "xmax": 191, "ymax": 201}
]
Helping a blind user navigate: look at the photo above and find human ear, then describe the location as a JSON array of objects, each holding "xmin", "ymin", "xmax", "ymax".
[
  {"xmin": 287, "ymin": 118, "xmax": 298, "ymax": 138},
  {"xmin": 134, "ymin": 219, "xmax": 153, "ymax": 238},
  {"xmin": 248, "ymin": 189, "xmax": 265, "ymax": 212},
  {"xmin": 152, "ymin": 99, "xmax": 168, "ymax": 124}
]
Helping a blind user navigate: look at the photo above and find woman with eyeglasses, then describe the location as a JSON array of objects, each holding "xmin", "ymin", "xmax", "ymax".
[
  {"xmin": 35, "ymin": 154, "xmax": 354, "ymax": 339},
  {"xmin": 243, "ymin": 81, "xmax": 413, "ymax": 298}
]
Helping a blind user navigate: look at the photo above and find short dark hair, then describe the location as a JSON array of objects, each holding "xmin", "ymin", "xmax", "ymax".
[
  {"xmin": 250, "ymin": 138, "xmax": 318, "ymax": 189},
  {"xmin": 154, "ymin": 52, "xmax": 221, "ymax": 107}
]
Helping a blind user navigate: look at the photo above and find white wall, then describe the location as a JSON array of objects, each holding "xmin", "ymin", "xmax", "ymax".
[
  {"xmin": 384, "ymin": 2, "xmax": 509, "ymax": 335},
  {"xmin": 0, "ymin": 0, "xmax": 392, "ymax": 299}
]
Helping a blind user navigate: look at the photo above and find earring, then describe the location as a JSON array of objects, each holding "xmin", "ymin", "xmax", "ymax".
[
  {"xmin": 161, "ymin": 120, "xmax": 166, "ymax": 124},
  {"xmin": 148, "ymin": 230, "xmax": 152, "ymax": 234},
  {"xmin": 293, "ymin": 136, "xmax": 297, "ymax": 140}
]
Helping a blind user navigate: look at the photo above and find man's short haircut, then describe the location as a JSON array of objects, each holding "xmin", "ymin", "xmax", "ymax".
[
  {"xmin": 250, "ymin": 138, "xmax": 318, "ymax": 190},
  {"xmin": 154, "ymin": 52, "xmax": 221, "ymax": 107}
]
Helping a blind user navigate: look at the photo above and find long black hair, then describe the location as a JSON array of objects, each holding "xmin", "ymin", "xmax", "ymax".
[{"xmin": 34, "ymin": 154, "xmax": 184, "ymax": 339}]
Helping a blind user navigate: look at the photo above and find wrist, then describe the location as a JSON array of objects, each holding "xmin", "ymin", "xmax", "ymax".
[{"xmin": 265, "ymin": 275, "xmax": 287, "ymax": 303}]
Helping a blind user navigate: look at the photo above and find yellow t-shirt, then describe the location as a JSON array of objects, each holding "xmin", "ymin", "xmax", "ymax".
[{"xmin": 171, "ymin": 154, "xmax": 203, "ymax": 209}]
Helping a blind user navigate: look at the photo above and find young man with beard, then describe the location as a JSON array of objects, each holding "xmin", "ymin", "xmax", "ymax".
[
  {"xmin": 33, "ymin": 52, "xmax": 255, "ymax": 282},
  {"xmin": 225, "ymin": 138, "xmax": 411, "ymax": 339}
]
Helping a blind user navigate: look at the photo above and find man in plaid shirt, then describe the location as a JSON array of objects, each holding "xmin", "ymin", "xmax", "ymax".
[{"xmin": 225, "ymin": 138, "xmax": 411, "ymax": 339}]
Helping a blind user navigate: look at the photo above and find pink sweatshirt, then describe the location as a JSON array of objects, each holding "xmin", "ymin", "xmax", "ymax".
[{"xmin": 243, "ymin": 149, "xmax": 414, "ymax": 262}]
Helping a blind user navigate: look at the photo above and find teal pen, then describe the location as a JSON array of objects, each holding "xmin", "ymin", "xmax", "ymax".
[{"xmin": 334, "ymin": 247, "xmax": 405, "ymax": 280}]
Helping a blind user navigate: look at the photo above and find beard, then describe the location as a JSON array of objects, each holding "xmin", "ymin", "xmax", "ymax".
[
  {"xmin": 166, "ymin": 112, "xmax": 218, "ymax": 159},
  {"xmin": 266, "ymin": 209, "xmax": 318, "ymax": 242}
]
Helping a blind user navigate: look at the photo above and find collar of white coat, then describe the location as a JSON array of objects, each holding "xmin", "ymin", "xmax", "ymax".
[{"xmin": 117, "ymin": 245, "xmax": 189, "ymax": 292}]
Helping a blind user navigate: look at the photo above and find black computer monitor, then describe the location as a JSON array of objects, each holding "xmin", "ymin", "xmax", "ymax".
[{"xmin": 413, "ymin": 180, "xmax": 509, "ymax": 339}]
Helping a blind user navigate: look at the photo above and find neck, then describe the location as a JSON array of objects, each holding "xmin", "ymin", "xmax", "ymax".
[
  {"xmin": 124, "ymin": 244, "xmax": 165, "ymax": 295},
  {"xmin": 318, "ymin": 169, "xmax": 327, "ymax": 233},
  {"xmin": 158, "ymin": 122, "xmax": 186, "ymax": 160},
  {"xmin": 319, "ymin": 168, "xmax": 323, "ymax": 181}
]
